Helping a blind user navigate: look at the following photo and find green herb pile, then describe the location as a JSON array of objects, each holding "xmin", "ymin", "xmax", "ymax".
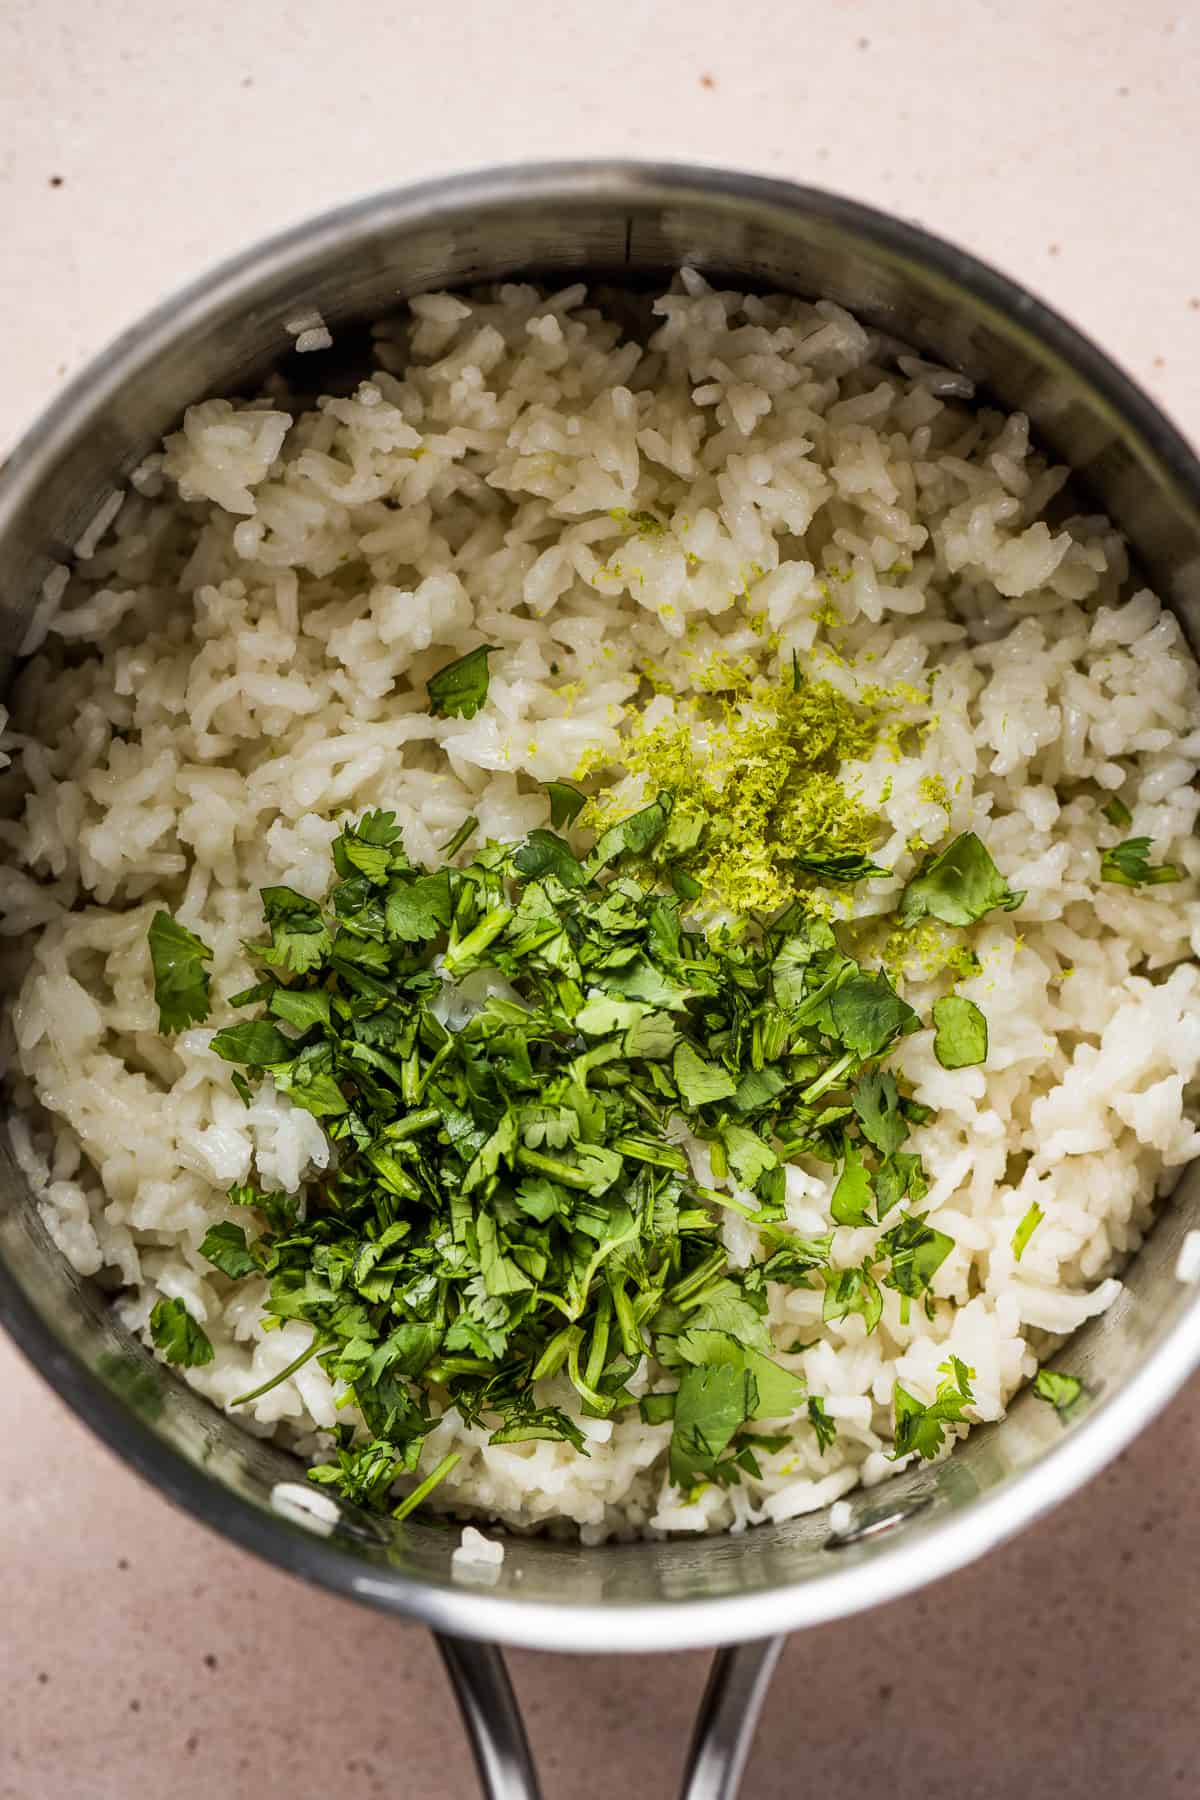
[{"xmin": 145, "ymin": 780, "xmax": 1042, "ymax": 1516}]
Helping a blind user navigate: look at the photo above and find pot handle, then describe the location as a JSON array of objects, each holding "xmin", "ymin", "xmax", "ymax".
[{"xmin": 435, "ymin": 1632, "xmax": 786, "ymax": 1800}]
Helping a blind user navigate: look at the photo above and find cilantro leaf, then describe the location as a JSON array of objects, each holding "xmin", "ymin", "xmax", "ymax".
[
  {"xmin": 831, "ymin": 1142, "xmax": 874, "ymax": 1226},
  {"xmin": 1033, "ymin": 1368, "xmax": 1084, "ymax": 1413},
  {"xmin": 426, "ymin": 644, "xmax": 499, "ymax": 719},
  {"xmin": 669, "ymin": 1359, "xmax": 758, "ymax": 1487},
  {"xmin": 822, "ymin": 1262, "xmax": 883, "ymax": 1333},
  {"xmin": 575, "ymin": 995, "xmax": 648, "ymax": 1037},
  {"xmin": 490, "ymin": 1406, "xmax": 587, "ymax": 1451},
  {"xmin": 791, "ymin": 850, "xmax": 890, "ymax": 884},
  {"xmin": 332, "ymin": 812, "xmax": 410, "ymax": 886},
  {"xmin": 807, "ymin": 1396, "xmax": 837, "ymax": 1454},
  {"xmin": 852, "ymin": 1071, "xmax": 907, "ymax": 1155},
  {"xmin": 199, "ymin": 1222, "xmax": 258, "ymax": 1279},
  {"xmin": 257, "ymin": 886, "xmax": 333, "ymax": 972},
  {"xmin": 546, "ymin": 782, "xmax": 587, "ymax": 830},
  {"xmin": 271, "ymin": 1045, "xmax": 350, "ymax": 1116},
  {"xmin": 148, "ymin": 912, "xmax": 213, "ymax": 1034},
  {"xmin": 746, "ymin": 1232, "xmax": 833, "ymax": 1293},
  {"xmin": 1011, "ymin": 1200, "xmax": 1044, "ymax": 1261},
  {"xmin": 931, "ymin": 994, "xmax": 988, "ymax": 1069},
  {"xmin": 586, "ymin": 795, "xmax": 672, "ymax": 873},
  {"xmin": 670, "ymin": 1328, "xmax": 805, "ymax": 1484},
  {"xmin": 874, "ymin": 1151, "xmax": 928, "ymax": 1220},
  {"xmin": 385, "ymin": 871, "xmax": 454, "ymax": 942},
  {"xmin": 1100, "ymin": 836, "xmax": 1183, "ymax": 888},
  {"xmin": 733, "ymin": 1065, "xmax": 788, "ymax": 1114},
  {"xmin": 721, "ymin": 1123, "xmax": 778, "ymax": 1186},
  {"xmin": 209, "ymin": 1020, "xmax": 293, "ymax": 1066},
  {"xmin": 681, "ymin": 1286, "xmax": 774, "ymax": 1355},
  {"xmin": 512, "ymin": 829, "xmax": 588, "ymax": 888},
  {"xmin": 899, "ymin": 832, "xmax": 1024, "ymax": 928},
  {"xmin": 879, "ymin": 1212, "xmax": 954, "ymax": 1299},
  {"xmin": 149, "ymin": 1297, "xmax": 215, "ymax": 1368},
  {"xmin": 269, "ymin": 987, "xmax": 333, "ymax": 1032},
  {"xmin": 673, "ymin": 1040, "xmax": 737, "ymax": 1107},
  {"xmin": 1102, "ymin": 795, "xmax": 1133, "ymax": 829},
  {"xmin": 476, "ymin": 1212, "xmax": 534, "ymax": 1298},
  {"xmin": 891, "ymin": 1356, "xmax": 974, "ymax": 1460},
  {"xmin": 828, "ymin": 972, "xmax": 920, "ymax": 1059},
  {"xmin": 623, "ymin": 1011, "xmax": 679, "ymax": 1060}
]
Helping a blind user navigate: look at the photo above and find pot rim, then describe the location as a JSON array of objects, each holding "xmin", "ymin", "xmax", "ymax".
[{"xmin": 3, "ymin": 159, "xmax": 1200, "ymax": 1653}]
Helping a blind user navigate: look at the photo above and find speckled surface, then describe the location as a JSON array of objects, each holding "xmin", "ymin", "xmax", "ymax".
[{"xmin": 2, "ymin": 1, "xmax": 1199, "ymax": 1794}]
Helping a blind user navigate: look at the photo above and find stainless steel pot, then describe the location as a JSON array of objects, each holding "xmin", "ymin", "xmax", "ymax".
[{"xmin": 3, "ymin": 162, "xmax": 1200, "ymax": 1800}]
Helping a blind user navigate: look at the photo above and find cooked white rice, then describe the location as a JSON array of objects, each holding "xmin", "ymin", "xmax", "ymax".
[{"xmin": 3, "ymin": 272, "xmax": 1199, "ymax": 1541}]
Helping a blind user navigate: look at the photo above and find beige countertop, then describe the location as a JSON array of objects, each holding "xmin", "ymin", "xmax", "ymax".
[{"xmin": 2, "ymin": 1, "xmax": 1199, "ymax": 1794}]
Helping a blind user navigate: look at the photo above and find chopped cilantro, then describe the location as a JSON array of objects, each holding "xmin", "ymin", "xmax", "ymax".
[
  {"xmin": 891, "ymin": 1356, "xmax": 974, "ymax": 1460},
  {"xmin": 148, "ymin": 912, "xmax": 213, "ymax": 1034},
  {"xmin": 807, "ymin": 1396, "xmax": 837, "ymax": 1454},
  {"xmin": 546, "ymin": 782, "xmax": 587, "ymax": 830},
  {"xmin": 149, "ymin": 1297, "xmax": 214, "ymax": 1368},
  {"xmin": 385, "ymin": 871, "xmax": 454, "ymax": 941},
  {"xmin": 1102, "ymin": 795, "xmax": 1133, "ymax": 829},
  {"xmin": 831, "ymin": 1142, "xmax": 874, "ymax": 1227},
  {"xmin": 931, "ymin": 994, "xmax": 988, "ymax": 1069},
  {"xmin": 874, "ymin": 1150, "xmax": 928, "ymax": 1220},
  {"xmin": 670, "ymin": 1328, "xmax": 805, "ymax": 1486},
  {"xmin": 199, "ymin": 1222, "xmax": 258, "ymax": 1279},
  {"xmin": 441, "ymin": 815, "xmax": 479, "ymax": 860},
  {"xmin": 852, "ymin": 1071, "xmax": 908, "ymax": 1155},
  {"xmin": 828, "ymin": 972, "xmax": 920, "ymax": 1060},
  {"xmin": 512, "ymin": 830, "xmax": 588, "ymax": 888},
  {"xmin": 426, "ymin": 644, "xmax": 499, "ymax": 720},
  {"xmin": 146, "ymin": 788, "xmax": 975, "ymax": 1515},
  {"xmin": 899, "ymin": 832, "xmax": 1024, "ymax": 929},
  {"xmin": 392, "ymin": 1450, "xmax": 462, "ymax": 1522},
  {"xmin": 1100, "ymin": 836, "xmax": 1183, "ymax": 887},
  {"xmin": 209, "ymin": 1020, "xmax": 293, "ymax": 1066},
  {"xmin": 1011, "ymin": 1201, "xmax": 1044, "ymax": 1261},
  {"xmin": 1033, "ymin": 1368, "xmax": 1084, "ymax": 1413},
  {"xmin": 256, "ymin": 886, "xmax": 333, "ymax": 972},
  {"xmin": 673, "ymin": 1041, "xmax": 738, "ymax": 1108},
  {"xmin": 880, "ymin": 1212, "xmax": 954, "ymax": 1307},
  {"xmin": 791, "ymin": 850, "xmax": 891, "ymax": 884},
  {"xmin": 822, "ymin": 1262, "xmax": 883, "ymax": 1334}
]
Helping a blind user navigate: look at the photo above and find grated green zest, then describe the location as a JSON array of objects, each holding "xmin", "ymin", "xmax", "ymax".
[{"xmin": 582, "ymin": 675, "xmax": 885, "ymax": 915}]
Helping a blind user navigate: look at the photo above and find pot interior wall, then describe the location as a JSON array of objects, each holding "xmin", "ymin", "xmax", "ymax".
[{"xmin": 2, "ymin": 167, "xmax": 1198, "ymax": 1648}]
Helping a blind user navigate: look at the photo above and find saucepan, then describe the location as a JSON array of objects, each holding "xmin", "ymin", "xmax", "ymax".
[{"xmin": 2, "ymin": 163, "xmax": 1199, "ymax": 1800}]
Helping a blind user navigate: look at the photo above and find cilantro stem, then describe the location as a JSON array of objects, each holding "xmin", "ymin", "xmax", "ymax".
[
  {"xmin": 692, "ymin": 1183, "xmax": 758, "ymax": 1221},
  {"xmin": 414, "ymin": 1038, "xmax": 454, "ymax": 1100},
  {"xmin": 567, "ymin": 1326, "xmax": 613, "ymax": 1413},
  {"xmin": 514, "ymin": 1147, "xmax": 609, "ymax": 1191},
  {"xmin": 425, "ymin": 1355, "xmax": 494, "ymax": 1381},
  {"xmin": 610, "ymin": 1134, "xmax": 689, "ymax": 1172},
  {"xmin": 384, "ymin": 1106, "xmax": 442, "ymax": 1141},
  {"xmin": 800, "ymin": 1047, "xmax": 857, "ymax": 1103},
  {"xmin": 585, "ymin": 1290, "xmax": 613, "ymax": 1390},
  {"xmin": 392, "ymin": 1450, "xmax": 462, "ymax": 1522},
  {"xmin": 530, "ymin": 1326, "xmax": 574, "ymax": 1382},
  {"xmin": 443, "ymin": 903, "xmax": 514, "ymax": 974},
  {"xmin": 230, "ymin": 1336, "xmax": 323, "ymax": 1408},
  {"xmin": 609, "ymin": 1278, "xmax": 645, "ymax": 1359},
  {"xmin": 665, "ymin": 1248, "xmax": 728, "ymax": 1307},
  {"xmin": 440, "ymin": 815, "xmax": 479, "ymax": 859}
]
